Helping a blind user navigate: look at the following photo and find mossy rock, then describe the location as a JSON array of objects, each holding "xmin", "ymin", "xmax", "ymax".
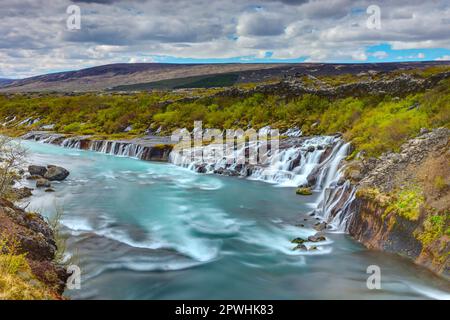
[
  {"xmin": 296, "ymin": 187, "xmax": 313, "ymax": 195},
  {"xmin": 291, "ymin": 237, "xmax": 306, "ymax": 244}
]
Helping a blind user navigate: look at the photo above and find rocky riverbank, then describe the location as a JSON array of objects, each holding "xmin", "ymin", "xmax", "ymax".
[
  {"xmin": 0, "ymin": 196, "xmax": 68, "ymax": 299},
  {"xmin": 345, "ymin": 128, "xmax": 449, "ymax": 277}
]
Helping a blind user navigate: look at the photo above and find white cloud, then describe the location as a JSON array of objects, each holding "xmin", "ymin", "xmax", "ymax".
[
  {"xmin": 0, "ymin": 0, "xmax": 449, "ymax": 78},
  {"xmin": 372, "ymin": 51, "xmax": 388, "ymax": 59},
  {"xmin": 435, "ymin": 55, "xmax": 450, "ymax": 61}
]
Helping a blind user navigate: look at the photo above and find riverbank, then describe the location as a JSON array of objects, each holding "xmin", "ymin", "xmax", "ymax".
[{"xmin": 0, "ymin": 196, "xmax": 67, "ymax": 299}]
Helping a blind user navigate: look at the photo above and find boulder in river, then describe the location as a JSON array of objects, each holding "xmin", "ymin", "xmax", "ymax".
[
  {"xmin": 36, "ymin": 178, "xmax": 51, "ymax": 188},
  {"xmin": 314, "ymin": 222, "xmax": 328, "ymax": 231},
  {"xmin": 293, "ymin": 244, "xmax": 307, "ymax": 251},
  {"xmin": 28, "ymin": 165, "xmax": 47, "ymax": 176},
  {"xmin": 44, "ymin": 165, "xmax": 70, "ymax": 181},
  {"xmin": 296, "ymin": 187, "xmax": 312, "ymax": 195},
  {"xmin": 308, "ymin": 234, "xmax": 326, "ymax": 242},
  {"xmin": 291, "ymin": 237, "xmax": 306, "ymax": 244}
]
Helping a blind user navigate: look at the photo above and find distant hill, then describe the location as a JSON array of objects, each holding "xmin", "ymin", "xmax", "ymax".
[
  {"xmin": 1, "ymin": 61, "xmax": 449, "ymax": 93},
  {"xmin": 0, "ymin": 78, "xmax": 14, "ymax": 87}
]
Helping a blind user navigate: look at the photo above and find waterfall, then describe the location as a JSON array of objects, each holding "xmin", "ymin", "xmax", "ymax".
[
  {"xmin": 22, "ymin": 131, "xmax": 171, "ymax": 162},
  {"xmin": 169, "ymin": 134, "xmax": 356, "ymax": 231},
  {"xmin": 23, "ymin": 130, "xmax": 356, "ymax": 232}
]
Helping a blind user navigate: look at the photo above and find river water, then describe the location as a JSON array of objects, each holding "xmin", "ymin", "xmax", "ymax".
[{"xmin": 18, "ymin": 140, "xmax": 450, "ymax": 300}]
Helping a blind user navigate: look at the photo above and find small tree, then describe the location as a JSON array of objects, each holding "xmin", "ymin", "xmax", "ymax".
[{"xmin": 0, "ymin": 136, "xmax": 27, "ymax": 198}]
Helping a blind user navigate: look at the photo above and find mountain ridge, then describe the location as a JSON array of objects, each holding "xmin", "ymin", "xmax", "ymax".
[{"xmin": 2, "ymin": 61, "xmax": 449, "ymax": 93}]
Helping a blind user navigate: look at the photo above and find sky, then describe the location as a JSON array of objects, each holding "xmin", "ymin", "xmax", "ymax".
[{"xmin": 1, "ymin": 0, "xmax": 449, "ymax": 78}]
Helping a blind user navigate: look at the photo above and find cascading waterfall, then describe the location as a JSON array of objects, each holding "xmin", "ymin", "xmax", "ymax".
[
  {"xmin": 22, "ymin": 130, "xmax": 356, "ymax": 232},
  {"xmin": 21, "ymin": 132, "xmax": 168, "ymax": 161},
  {"xmin": 169, "ymin": 134, "xmax": 356, "ymax": 231}
]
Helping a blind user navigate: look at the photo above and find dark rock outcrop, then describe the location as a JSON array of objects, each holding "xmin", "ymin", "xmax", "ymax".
[
  {"xmin": 28, "ymin": 165, "xmax": 47, "ymax": 176},
  {"xmin": 44, "ymin": 165, "xmax": 69, "ymax": 181},
  {"xmin": 0, "ymin": 198, "xmax": 67, "ymax": 294},
  {"xmin": 347, "ymin": 128, "xmax": 450, "ymax": 277},
  {"xmin": 36, "ymin": 178, "xmax": 51, "ymax": 188}
]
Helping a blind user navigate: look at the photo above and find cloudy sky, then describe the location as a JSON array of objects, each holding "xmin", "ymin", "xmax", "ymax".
[{"xmin": 1, "ymin": 0, "xmax": 450, "ymax": 78}]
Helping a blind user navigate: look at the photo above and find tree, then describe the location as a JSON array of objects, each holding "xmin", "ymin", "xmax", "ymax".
[{"xmin": 0, "ymin": 137, "xmax": 27, "ymax": 197}]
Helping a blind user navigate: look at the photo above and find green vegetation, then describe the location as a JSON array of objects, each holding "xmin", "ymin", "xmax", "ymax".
[
  {"xmin": 417, "ymin": 214, "xmax": 447, "ymax": 245},
  {"xmin": 0, "ymin": 70, "xmax": 449, "ymax": 157},
  {"xmin": 296, "ymin": 187, "xmax": 312, "ymax": 195},
  {"xmin": 385, "ymin": 186, "xmax": 425, "ymax": 221},
  {"xmin": 0, "ymin": 239, "xmax": 55, "ymax": 300}
]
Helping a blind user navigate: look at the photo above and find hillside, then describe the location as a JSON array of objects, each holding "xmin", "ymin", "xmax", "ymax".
[{"xmin": 1, "ymin": 61, "xmax": 449, "ymax": 93}]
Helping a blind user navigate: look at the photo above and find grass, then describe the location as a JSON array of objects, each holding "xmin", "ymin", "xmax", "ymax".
[{"xmin": 0, "ymin": 239, "xmax": 55, "ymax": 300}]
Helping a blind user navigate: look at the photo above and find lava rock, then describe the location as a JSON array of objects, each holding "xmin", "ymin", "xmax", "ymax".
[
  {"xmin": 293, "ymin": 244, "xmax": 307, "ymax": 251},
  {"xmin": 308, "ymin": 234, "xmax": 326, "ymax": 242},
  {"xmin": 314, "ymin": 222, "xmax": 328, "ymax": 231},
  {"xmin": 296, "ymin": 187, "xmax": 312, "ymax": 195},
  {"xmin": 28, "ymin": 165, "xmax": 47, "ymax": 176},
  {"xmin": 36, "ymin": 178, "xmax": 51, "ymax": 188},
  {"xmin": 291, "ymin": 237, "xmax": 306, "ymax": 244},
  {"xmin": 44, "ymin": 165, "xmax": 70, "ymax": 181},
  {"xmin": 26, "ymin": 174, "xmax": 42, "ymax": 180},
  {"xmin": 13, "ymin": 187, "xmax": 33, "ymax": 199}
]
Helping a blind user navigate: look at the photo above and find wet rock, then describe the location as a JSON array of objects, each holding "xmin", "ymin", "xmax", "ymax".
[
  {"xmin": 291, "ymin": 237, "xmax": 306, "ymax": 244},
  {"xmin": 308, "ymin": 234, "xmax": 326, "ymax": 242},
  {"xmin": 314, "ymin": 222, "xmax": 328, "ymax": 231},
  {"xmin": 12, "ymin": 187, "xmax": 33, "ymax": 199},
  {"xmin": 306, "ymin": 167, "xmax": 319, "ymax": 187},
  {"xmin": 28, "ymin": 165, "xmax": 47, "ymax": 176},
  {"xmin": 296, "ymin": 187, "xmax": 312, "ymax": 195},
  {"xmin": 196, "ymin": 164, "xmax": 207, "ymax": 173},
  {"xmin": 36, "ymin": 178, "xmax": 51, "ymax": 188},
  {"xmin": 26, "ymin": 174, "xmax": 42, "ymax": 180},
  {"xmin": 44, "ymin": 165, "xmax": 70, "ymax": 181},
  {"xmin": 293, "ymin": 244, "xmax": 307, "ymax": 251},
  {"xmin": 44, "ymin": 188, "xmax": 55, "ymax": 192}
]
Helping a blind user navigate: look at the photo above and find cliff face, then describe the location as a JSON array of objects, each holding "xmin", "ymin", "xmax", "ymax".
[
  {"xmin": 346, "ymin": 128, "xmax": 449, "ymax": 276},
  {"xmin": 0, "ymin": 198, "xmax": 67, "ymax": 299}
]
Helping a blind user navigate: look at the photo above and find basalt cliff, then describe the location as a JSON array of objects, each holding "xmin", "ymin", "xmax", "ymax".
[{"xmin": 346, "ymin": 128, "xmax": 449, "ymax": 276}]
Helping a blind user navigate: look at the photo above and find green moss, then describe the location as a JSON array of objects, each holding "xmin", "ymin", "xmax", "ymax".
[
  {"xmin": 296, "ymin": 187, "xmax": 312, "ymax": 195},
  {"xmin": 385, "ymin": 187, "xmax": 424, "ymax": 221},
  {"xmin": 417, "ymin": 214, "xmax": 446, "ymax": 245}
]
